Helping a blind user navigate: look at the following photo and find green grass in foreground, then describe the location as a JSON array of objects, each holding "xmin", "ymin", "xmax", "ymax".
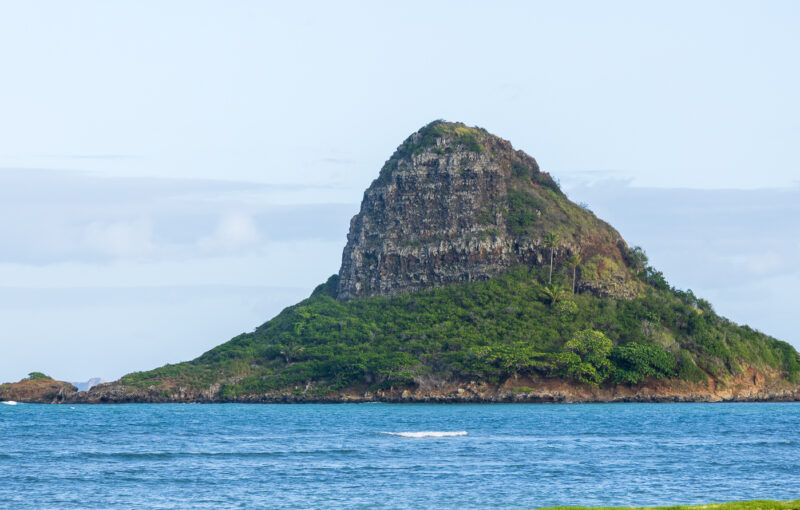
[{"xmin": 542, "ymin": 499, "xmax": 800, "ymax": 510}]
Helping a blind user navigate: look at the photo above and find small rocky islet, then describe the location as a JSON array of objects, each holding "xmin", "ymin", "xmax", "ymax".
[{"xmin": 4, "ymin": 121, "xmax": 799, "ymax": 404}]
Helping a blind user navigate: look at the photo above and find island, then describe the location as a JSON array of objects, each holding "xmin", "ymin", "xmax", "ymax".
[{"xmin": 4, "ymin": 121, "xmax": 799, "ymax": 404}]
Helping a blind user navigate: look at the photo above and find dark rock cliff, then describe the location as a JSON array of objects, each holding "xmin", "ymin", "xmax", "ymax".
[{"xmin": 337, "ymin": 120, "xmax": 637, "ymax": 300}]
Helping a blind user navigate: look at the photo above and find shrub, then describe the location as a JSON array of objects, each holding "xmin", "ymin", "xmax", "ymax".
[
  {"xmin": 623, "ymin": 245, "xmax": 649, "ymax": 272},
  {"xmin": 395, "ymin": 121, "xmax": 484, "ymax": 158},
  {"xmin": 644, "ymin": 266, "xmax": 670, "ymax": 290},
  {"xmin": 562, "ymin": 330, "xmax": 613, "ymax": 384},
  {"xmin": 505, "ymin": 189, "xmax": 542, "ymax": 235},
  {"xmin": 610, "ymin": 343, "xmax": 677, "ymax": 384},
  {"xmin": 554, "ymin": 299, "xmax": 578, "ymax": 319},
  {"xmin": 477, "ymin": 209, "xmax": 495, "ymax": 226},
  {"xmin": 675, "ymin": 350, "xmax": 708, "ymax": 384},
  {"xmin": 26, "ymin": 372, "xmax": 51, "ymax": 381},
  {"xmin": 532, "ymin": 171, "xmax": 562, "ymax": 194},
  {"xmin": 511, "ymin": 161, "xmax": 529, "ymax": 179}
]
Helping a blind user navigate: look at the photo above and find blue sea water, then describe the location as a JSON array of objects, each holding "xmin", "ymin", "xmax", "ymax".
[{"xmin": 1, "ymin": 403, "xmax": 799, "ymax": 509}]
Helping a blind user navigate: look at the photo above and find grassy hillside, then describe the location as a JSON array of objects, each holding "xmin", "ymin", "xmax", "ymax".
[{"xmin": 120, "ymin": 258, "xmax": 800, "ymax": 399}]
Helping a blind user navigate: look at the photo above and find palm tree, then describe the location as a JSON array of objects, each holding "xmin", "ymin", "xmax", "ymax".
[
  {"xmin": 567, "ymin": 252, "xmax": 582, "ymax": 294},
  {"xmin": 540, "ymin": 284, "xmax": 567, "ymax": 306},
  {"xmin": 543, "ymin": 233, "xmax": 560, "ymax": 284}
]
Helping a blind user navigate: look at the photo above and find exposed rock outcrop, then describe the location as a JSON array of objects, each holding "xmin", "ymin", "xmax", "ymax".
[
  {"xmin": 0, "ymin": 378, "xmax": 78, "ymax": 403},
  {"xmin": 338, "ymin": 121, "xmax": 637, "ymax": 300},
  {"xmin": 69, "ymin": 368, "xmax": 800, "ymax": 404}
]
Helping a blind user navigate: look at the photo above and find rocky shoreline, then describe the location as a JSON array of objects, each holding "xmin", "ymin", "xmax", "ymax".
[
  {"xmin": 5, "ymin": 372, "xmax": 799, "ymax": 405},
  {"xmin": 0, "ymin": 378, "xmax": 78, "ymax": 404}
]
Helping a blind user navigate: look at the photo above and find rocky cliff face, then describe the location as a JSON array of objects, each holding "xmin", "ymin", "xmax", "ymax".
[{"xmin": 338, "ymin": 121, "xmax": 637, "ymax": 300}]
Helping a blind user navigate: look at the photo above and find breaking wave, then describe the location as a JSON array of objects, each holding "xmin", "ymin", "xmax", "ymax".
[{"xmin": 381, "ymin": 431, "xmax": 467, "ymax": 438}]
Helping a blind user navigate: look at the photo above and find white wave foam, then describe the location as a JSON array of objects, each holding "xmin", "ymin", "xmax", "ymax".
[
  {"xmin": 381, "ymin": 431, "xmax": 467, "ymax": 438},
  {"xmin": 1, "ymin": 401, "xmax": 18, "ymax": 406}
]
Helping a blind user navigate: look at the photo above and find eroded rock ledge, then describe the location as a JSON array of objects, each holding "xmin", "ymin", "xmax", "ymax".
[{"xmin": 56, "ymin": 372, "xmax": 800, "ymax": 404}]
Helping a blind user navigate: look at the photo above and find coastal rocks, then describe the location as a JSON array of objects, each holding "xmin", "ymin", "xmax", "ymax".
[
  {"xmin": 337, "ymin": 121, "xmax": 634, "ymax": 300},
  {"xmin": 0, "ymin": 378, "xmax": 78, "ymax": 404},
  {"xmin": 72, "ymin": 382, "xmax": 222, "ymax": 404},
  {"xmin": 62, "ymin": 367, "xmax": 800, "ymax": 404}
]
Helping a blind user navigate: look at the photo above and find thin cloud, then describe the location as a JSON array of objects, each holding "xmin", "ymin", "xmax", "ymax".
[
  {"xmin": 0, "ymin": 169, "xmax": 354, "ymax": 264},
  {"xmin": 739, "ymin": 252, "xmax": 786, "ymax": 276},
  {"xmin": 84, "ymin": 219, "xmax": 156, "ymax": 259},
  {"xmin": 41, "ymin": 154, "xmax": 139, "ymax": 160},
  {"xmin": 197, "ymin": 212, "xmax": 262, "ymax": 254},
  {"xmin": 321, "ymin": 157, "xmax": 357, "ymax": 165}
]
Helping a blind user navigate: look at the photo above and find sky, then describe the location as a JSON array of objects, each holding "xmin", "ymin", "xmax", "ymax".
[{"xmin": 1, "ymin": 1, "xmax": 798, "ymax": 382}]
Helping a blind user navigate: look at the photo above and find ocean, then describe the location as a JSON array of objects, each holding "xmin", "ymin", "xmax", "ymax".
[{"xmin": 1, "ymin": 402, "xmax": 798, "ymax": 509}]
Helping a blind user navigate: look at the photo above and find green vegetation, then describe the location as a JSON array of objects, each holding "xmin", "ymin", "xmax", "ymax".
[
  {"xmin": 511, "ymin": 161, "xmax": 530, "ymax": 179},
  {"xmin": 567, "ymin": 252, "xmax": 581, "ymax": 294},
  {"xmin": 376, "ymin": 120, "xmax": 486, "ymax": 185},
  {"xmin": 611, "ymin": 342, "xmax": 678, "ymax": 384},
  {"xmin": 563, "ymin": 329, "xmax": 613, "ymax": 384},
  {"xmin": 120, "ymin": 263, "xmax": 800, "ymax": 398},
  {"xmin": 542, "ymin": 500, "xmax": 800, "ymax": 510},
  {"xmin": 510, "ymin": 158, "xmax": 563, "ymax": 195},
  {"xmin": 532, "ymin": 170, "xmax": 563, "ymax": 194},
  {"xmin": 477, "ymin": 208, "xmax": 496, "ymax": 226},
  {"xmin": 544, "ymin": 232, "xmax": 560, "ymax": 283},
  {"xmin": 110, "ymin": 122, "xmax": 800, "ymax": 399},
  {"xmin": 540, "ymin": 284, "xmax": 568, "ymax": 305},
  {"xmin": 397, "ymin": 120, "xmax": 484, "ymax": 157},
  {"xmin": 506, "ymin": 189, "xmax": 543, "ymax": 235},
  {"xmin": 26, "ymin": 372, "xmax": 51, "ymax": 381}
]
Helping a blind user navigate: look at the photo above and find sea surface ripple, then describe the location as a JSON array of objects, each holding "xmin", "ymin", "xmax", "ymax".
[{"xmin": 1, "ymin": 403, "xmax": 798, "ymax": 509}]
